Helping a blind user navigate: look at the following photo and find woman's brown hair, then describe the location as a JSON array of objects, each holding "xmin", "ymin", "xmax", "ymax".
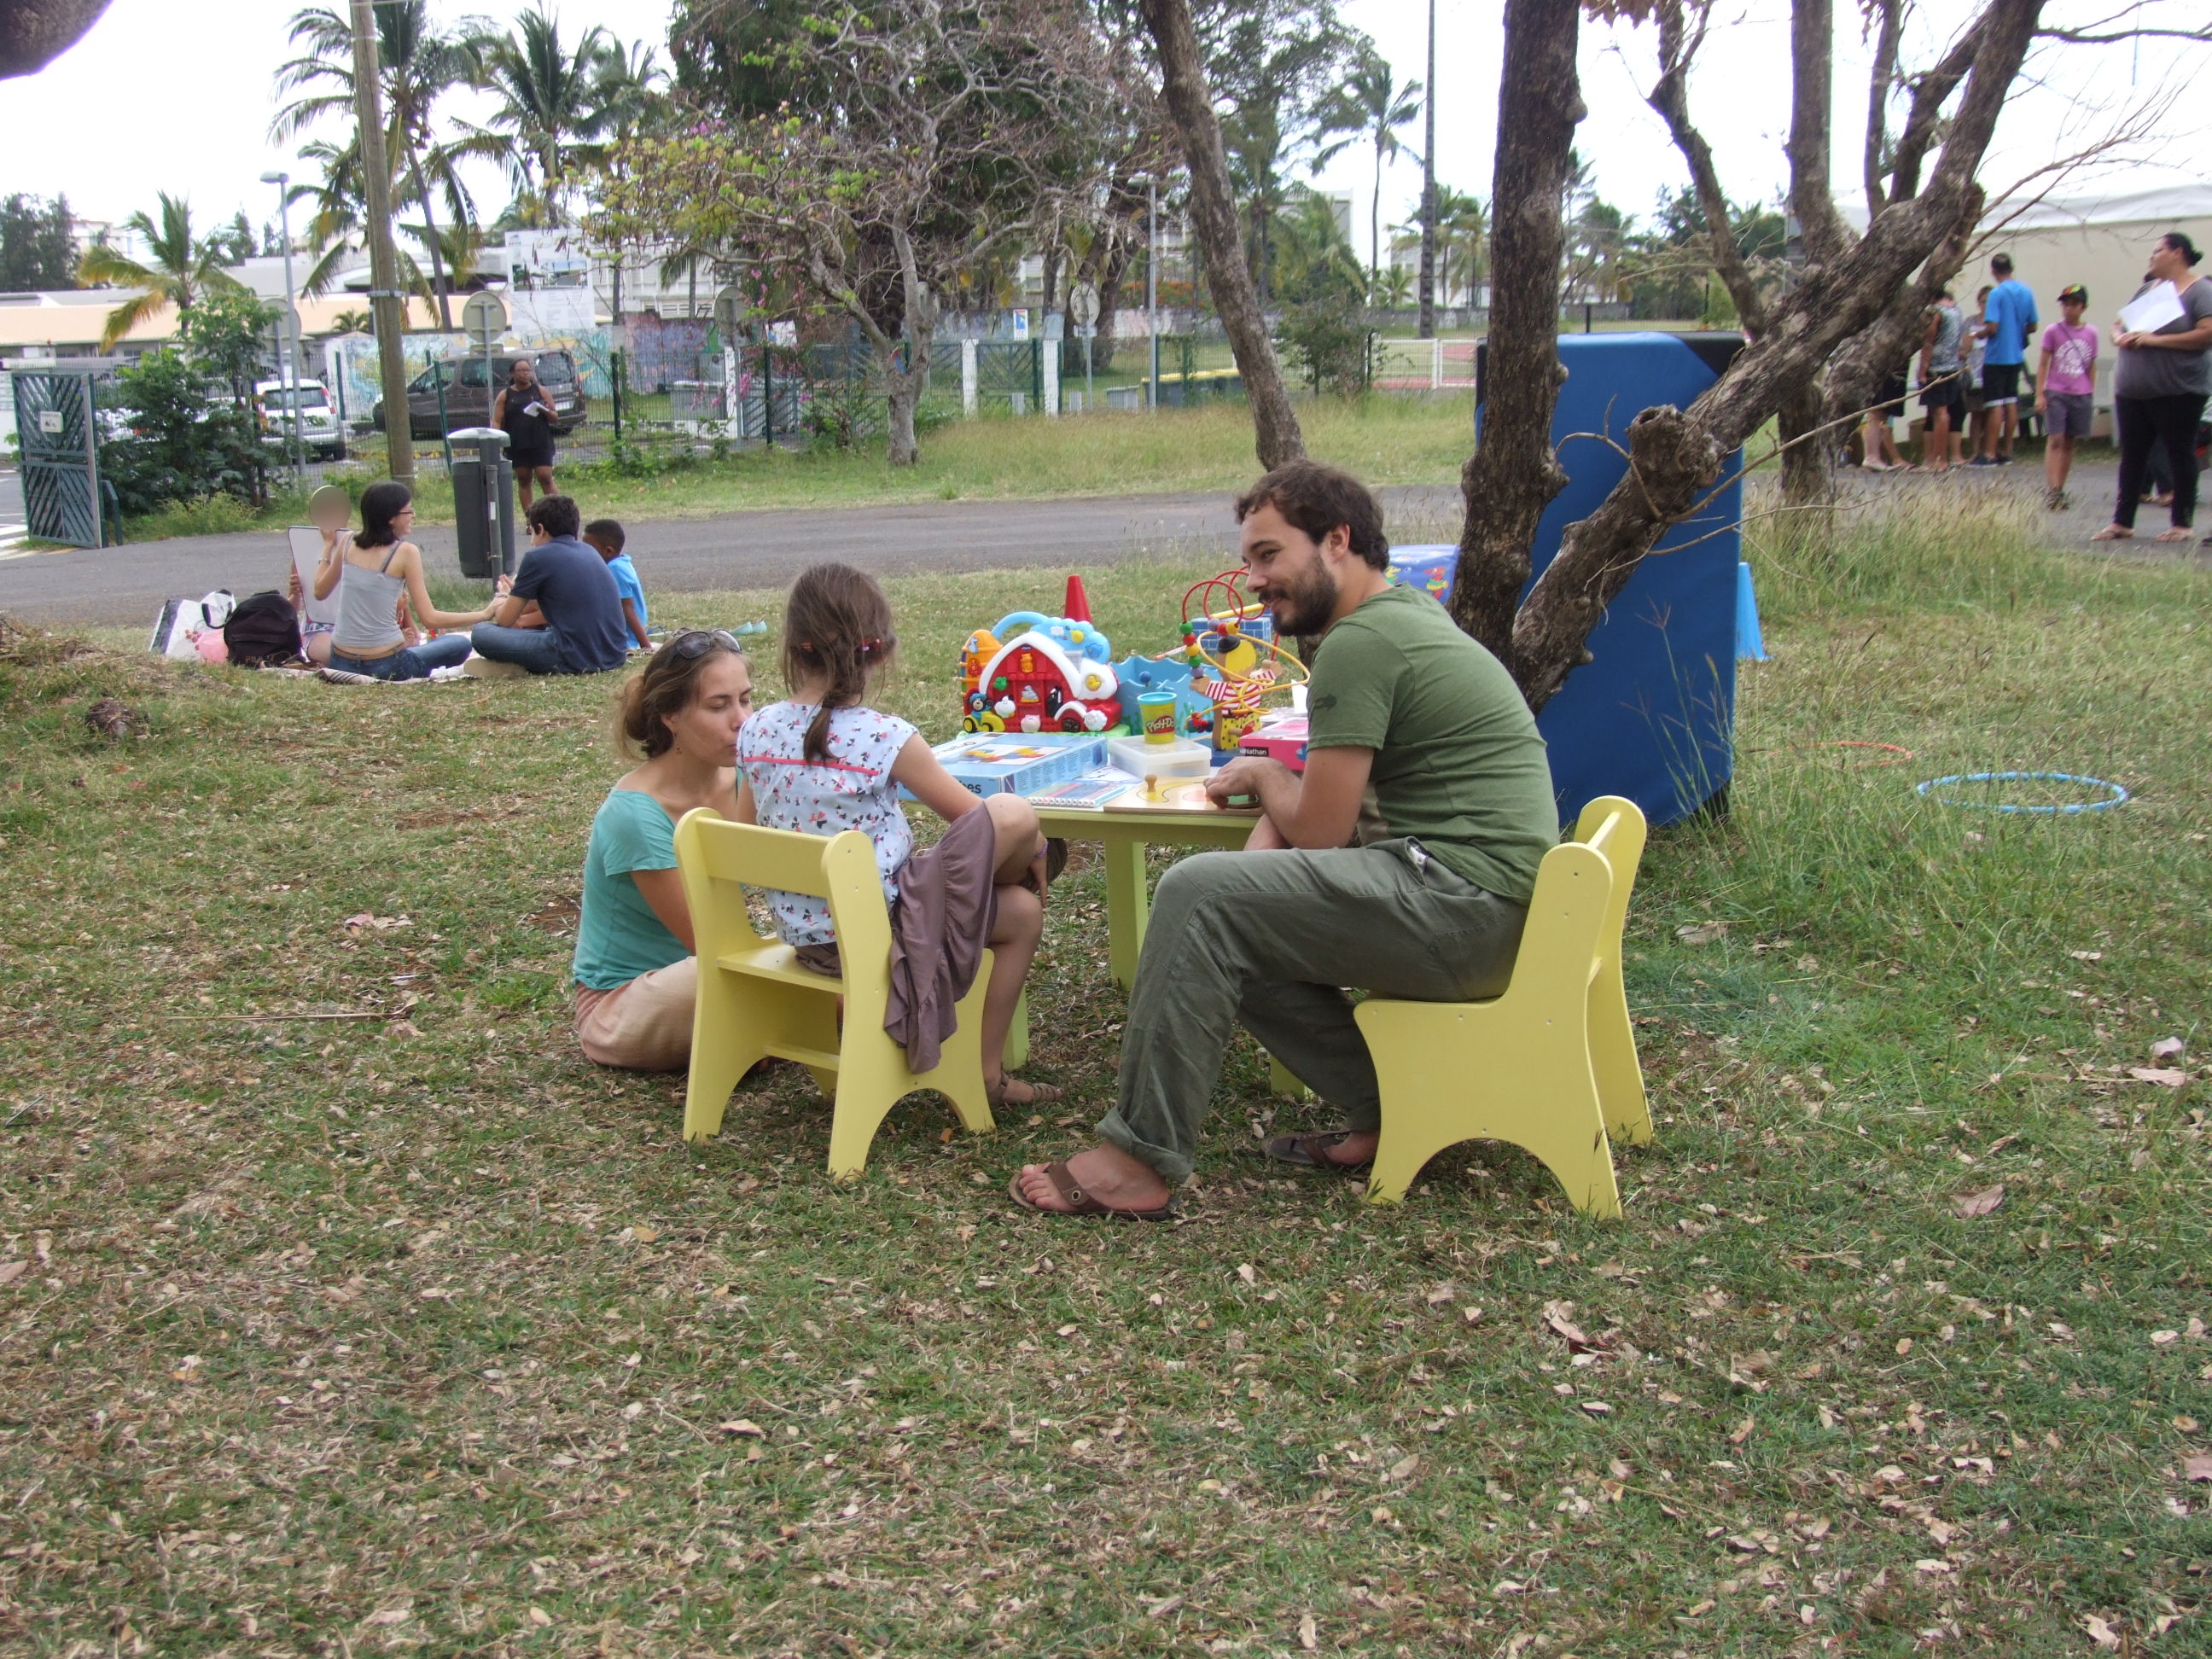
[
  {"xmin": 781, "ymin": 562, "xmax": 896, "ymax": 763},
  {"xmin": 615, "ymin": 635, "xmax": 746, "ymax": 760}
]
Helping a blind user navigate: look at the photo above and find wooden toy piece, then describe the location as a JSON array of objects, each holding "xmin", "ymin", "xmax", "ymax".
[{"xmin": 1144, "ymin": 774, "xmax": 1162, "ymax": 801}]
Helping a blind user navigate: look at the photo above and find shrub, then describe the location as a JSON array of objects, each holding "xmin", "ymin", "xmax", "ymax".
[{"xmin": 1275, "ymin": 294, "xmax": 1376, "ymax": 397}]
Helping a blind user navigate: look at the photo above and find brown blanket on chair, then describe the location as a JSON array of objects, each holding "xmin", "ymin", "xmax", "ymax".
[{"xmin": 884, "ymin": 805, "xmax": 1000, "ymax": 1073}]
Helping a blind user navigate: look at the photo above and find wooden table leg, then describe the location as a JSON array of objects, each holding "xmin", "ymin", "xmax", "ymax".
[{"xmin": 1102, "ymin": 830, "xmax": 1150, "ymax": 990}]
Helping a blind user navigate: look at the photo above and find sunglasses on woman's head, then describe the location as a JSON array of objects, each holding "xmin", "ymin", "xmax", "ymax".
[{"xmin": 669, "ymin": 629, "xmax": 742, "ymax": 659}]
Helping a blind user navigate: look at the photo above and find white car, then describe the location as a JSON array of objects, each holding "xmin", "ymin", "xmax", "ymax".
[{"xmin": 255, "ymin": 379, "xmax": 347, "ymax": 462}]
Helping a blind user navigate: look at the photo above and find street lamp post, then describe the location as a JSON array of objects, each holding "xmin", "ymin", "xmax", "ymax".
[{"xmin": 259, "ymin": 170, "xmax": 306, "ymax": 478}]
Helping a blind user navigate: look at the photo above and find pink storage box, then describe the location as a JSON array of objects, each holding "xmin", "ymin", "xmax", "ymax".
[{"xmin": 1237, "ymin": 715, "xmax": 1309, "ymax": 772}]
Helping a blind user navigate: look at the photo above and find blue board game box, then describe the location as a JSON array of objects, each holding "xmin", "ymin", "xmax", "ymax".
[{"xmin": 908, "ymin": 732, "xmax": 1109, "ymax": 800}]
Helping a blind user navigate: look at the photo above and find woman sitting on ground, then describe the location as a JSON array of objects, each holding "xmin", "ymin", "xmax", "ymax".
[
  {"xmin": 313, "ymin": 480, "xmax": 499, "ymax": 680},
  {"xmin": 573, "ymin": 631, "xmax": 755, "ymax": 1071}
]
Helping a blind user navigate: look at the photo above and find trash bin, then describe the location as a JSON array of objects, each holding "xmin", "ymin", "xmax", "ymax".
[
  {"xmin": 447, "ymin": 426, "xmax": 516, "ymax": 579},
  {"xmin": 1475, "ymin": 331, "xmax": 1749, "ymax": 828}
]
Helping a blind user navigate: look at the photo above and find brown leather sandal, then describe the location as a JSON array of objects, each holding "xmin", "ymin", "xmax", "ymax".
[
  {"xmin": 1006, "ymin": 1161, "xmax": 1175, "ymax": 1222},
  {"xmin": 1261, "ymin": 1129, "xmax": 1374, "ymax": 1175},
  {"xmin": 987, "ymin": 1076, "xmax": 1065, "ymax": 1110}
]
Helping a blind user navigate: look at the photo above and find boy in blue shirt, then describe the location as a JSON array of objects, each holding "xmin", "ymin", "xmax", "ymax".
[
  {"xmin": 585, "ymin": 518, "xmax": 652, "ymax": 651},
  {"xmin": 1974, "ymin": 253, "xmax": 2040, "ymax": 465}
]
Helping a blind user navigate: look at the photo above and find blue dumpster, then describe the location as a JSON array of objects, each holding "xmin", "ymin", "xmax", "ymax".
[{"xmin": 1476, "ymin": 331, "xmax": 1747, "ymax": 828}]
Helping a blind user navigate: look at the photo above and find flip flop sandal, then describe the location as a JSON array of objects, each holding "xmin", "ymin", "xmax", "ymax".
[
  {"xmin": 1261, "ymin": 1130, "xmax": 1374, "ymax": 1175},
  {"xmin": 1006, "ymin": 1161, "xmax": 1175, "ymax": 1222},
  {"xmin": 987, "ymin": 1076, "xmax": 1065, "ymax": 1110}
]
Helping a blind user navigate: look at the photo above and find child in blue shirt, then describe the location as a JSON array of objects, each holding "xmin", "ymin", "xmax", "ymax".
[{"xmin": 585, "ymin": 517, "xmax": 652, "ymax": 650}]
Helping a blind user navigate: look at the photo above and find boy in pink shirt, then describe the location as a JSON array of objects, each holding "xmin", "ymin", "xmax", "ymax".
[{"xmin": 2035, "ymin": 284, "xmax": 2097, "ymax": 509}]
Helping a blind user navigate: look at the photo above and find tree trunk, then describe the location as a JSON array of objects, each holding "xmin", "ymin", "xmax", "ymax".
[
  {"xmin": 1506, "ymin": 0, "xmax": 2043, "ymax": 711},
  {"xmin": 1138, "ymin": 0, "xmax": 1304, "ymax": 469},
  {"xmin": 1449, "ymin": 0, "xmax": 1583, "ymax": 669},
  {"xmin": 885, "ymin": 365, "xmax": 922, "ymax": 466},
  {"xmin": 1091, "ymin": 226, "xmax": 1133, "ymax": 375},
  {"xmin": 1776, "ymin": 375, "xmax": 1835, "ymax": 518},
  {"xmin": 405, "ymin": 150, "xmax": 453, "ymax": 332}
]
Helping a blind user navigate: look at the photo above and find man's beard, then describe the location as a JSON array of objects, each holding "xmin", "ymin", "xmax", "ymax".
[{"xmin": 1266, "ymin": 561, "xmax": 1339, "ymax": 637}]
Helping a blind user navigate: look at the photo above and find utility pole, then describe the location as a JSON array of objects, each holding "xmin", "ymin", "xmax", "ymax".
[
  {"xmin": 1147, "ymin": 176, "xmax": 1160, "ymax": 411},
  {"xmin": 260, "ymin": 171, "xmax": 306, "ymax": 479},
  {"xmin": 1417, "ymin": 0, "xmax": 1438, "ymax": 340},
  {"xmin": 350, "ymin": 0, "xmax": 415, "ymax": 480}
]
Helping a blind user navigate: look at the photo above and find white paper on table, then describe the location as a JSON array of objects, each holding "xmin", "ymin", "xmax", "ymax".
[
  {"xmin": 2117, "ymin": 282, "xmax": 2186, "ymax": 335},
  {"xmin": 289, "ymin": 526, "xmax": 340, "ymax": 626}
]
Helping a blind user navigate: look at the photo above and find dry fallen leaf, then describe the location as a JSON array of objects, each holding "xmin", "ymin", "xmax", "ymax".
[
  {"xmin": 1298, "ymin": 1611, "xmax": 1318, "ymax": 1651},
  {"xmin": 2083, "ymin": 1614, "xmax": 2121, "ymax": 1650},
  {"xmin": 719, "ymin": 1419, "xmax": 765, "ymax": 1438},
  {"xmin": 2152, "ymin": 1330, "xmax": 2180, "ymax": 1348},
  {"xmin": 0, "ymin": 1260, "xmax": 26, "ymax": 1286},
  {"xmin": 528, "ymin": 1606, "xmax": 553, "ymax": 1627},
  {"xmin": 2184, "ymin": 1453, "xmax": 2212, "ymax": 1483},
  {"xmin": 1237, "ymin": 1263, "xmax": 1256, "ymax": 1285},
  {"xmin": 365, "ymin": 1606, "xmax": 413, "ymax": 1627},
  {"xmin": 1580, "ymin": 1400, "xmax": 1613, "ymax": 1417},
  {"xmin": 1675, "ymin": 922, "xmax": 1727, "ymax": 946},
  {"xmin": 2069, "ymin": 949, "xmax": 2103, "ymax": 962},
  {"xmin": 1388, "ymin": 1455, "xmax": 1420, "ymax": 1482},
  {"xmin": 2129, "ymin": 1068, "xmax": 2190, "ymax": 1088},
  {"xmin": 1728, "ymin": 1417, "xmax": 1755, "ymax": 1445},
  {"xmin": 1144, "ymin": 1596, "xmax": 1184, "ymax": 1620},
  {"xmin": 1544, "ymin": 1300, "xmax": 1598, "ymax": 1351},
  {"xmin": 1952, "ymin": 1185, "xmax": 2005, "ymax": 1218},
  {"xmin": 2151, "ymin": 1037, "xmax": 2186, "ymax": 1062},
  {"xmin": 632, "ymin": 1225, "xmax": 659, "ymax": 1244}
]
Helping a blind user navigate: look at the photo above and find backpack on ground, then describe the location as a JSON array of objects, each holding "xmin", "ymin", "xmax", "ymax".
[{"xmin": 222, "ymin": 590, "xmax": 303, "ymax": 668}]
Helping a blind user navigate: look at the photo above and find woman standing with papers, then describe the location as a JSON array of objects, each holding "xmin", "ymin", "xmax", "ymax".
[{"xmin": 2095, "ymin": 233, "xmax": 2212, "ymax": 544}]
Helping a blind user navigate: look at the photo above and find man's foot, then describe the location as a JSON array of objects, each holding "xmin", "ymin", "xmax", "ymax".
[
  {"xmin": 1010, "ymin": 1144, "xmax": 1173, "ymax": 1217},
  {"xmin": 2155, "ymin": 527, "xmax": 2194, "ymax": 543},
  {"xmin": 1965, "ymin": 455, "xmax": 2000, "ymax": 468},
  {"xmin": 2089, "ymin": 525, "xmax": 2134, "ymax": 542},
  {"xmin": 2044, "ymin": 486, "xmax": 2068, "ymax": 509},
  {"xmin": 1262, "ymin": 1128, "xmax": 1378, "ymax": 1173}
]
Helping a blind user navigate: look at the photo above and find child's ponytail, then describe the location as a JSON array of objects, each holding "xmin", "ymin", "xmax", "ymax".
[{"xmin": 781, "ymin": 562, "xmax": 898, "ymax": 764}]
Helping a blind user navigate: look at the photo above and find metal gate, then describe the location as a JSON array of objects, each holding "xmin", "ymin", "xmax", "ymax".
[
  {"xmin": 975, "ymin": 341, "xmax": 1041, "ymax": 412},
  {"xmin": 9, "ymin": 370, "xmax": 105, "ymax": 546}
]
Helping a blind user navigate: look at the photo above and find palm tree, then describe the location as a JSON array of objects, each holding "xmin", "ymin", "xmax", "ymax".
[
  {"xmin": 466, "ymin": 5, "xmax": 619, "ymax": 227},
  {"xmin": 273, "ymin": 2, "xmax": 478, "ymax": 328},
  {"xmin": 1224, "ymin": 102, "xmax": 1295, "ymax": 304},
  {"xmin": 76, "ymin": 194, "xmax": 247, "ymax": 349},
  {"xmin": 1317, "ymin": 50, "xmax": 1422, "ymax": 292}
]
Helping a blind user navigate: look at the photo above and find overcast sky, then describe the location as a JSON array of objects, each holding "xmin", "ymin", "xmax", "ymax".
[{"xmin": 3, "ymin": 0, "xmax": 2205, "ymax": 271}]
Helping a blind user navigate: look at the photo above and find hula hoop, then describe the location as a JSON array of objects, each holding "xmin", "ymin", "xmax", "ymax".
[{"xmin": 1914, "ymin": 771, "xmax": 2129, "ymax": 815}]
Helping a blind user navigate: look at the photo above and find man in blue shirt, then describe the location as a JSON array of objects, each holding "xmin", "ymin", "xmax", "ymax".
[
  {"xmin": 1974, "ymin": 253, "xmax": 2039, "ymax": 465},
  {"xmin": 471, "ymin": 494, "xmax": 632, "ymax": 674}
]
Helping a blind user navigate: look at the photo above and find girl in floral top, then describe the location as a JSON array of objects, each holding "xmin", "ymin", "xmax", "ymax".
[{"xmin": 737, "ymin": 563, "xmax": 1062, "ymax": 1107}]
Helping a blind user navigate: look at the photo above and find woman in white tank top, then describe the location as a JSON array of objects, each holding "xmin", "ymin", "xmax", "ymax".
[{"xmin": 313, "ymin": 481, "xmax": 502, "ymax": 680}]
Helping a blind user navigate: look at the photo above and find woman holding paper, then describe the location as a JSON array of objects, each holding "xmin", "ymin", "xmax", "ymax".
[{"xmin": 2095, "ymin": 233, "xmax": 2212, "ymax": 544}]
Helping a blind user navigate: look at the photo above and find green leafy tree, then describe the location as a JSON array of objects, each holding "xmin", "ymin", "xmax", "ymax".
[
  {"xmin": 1315, "ymin": 48, "xmax": 1421, "ymax": 290},
  {"xmin": 0, "ymin": 193, "xmax": 77, "ymax": 289},
  {"xmin": 101, "ymin": 290, "xmax": 275, "ymax": 516},
  {"xmin": 465, "ymin": 4, "xmax": 623, "ymax": 226},
  {"xmin": 75, "ymin": 194, "xmax": 247, "ymax": 350},
  {"xmin": 274, "ymin": 0, "xmax": 480, "ymax": 326}
]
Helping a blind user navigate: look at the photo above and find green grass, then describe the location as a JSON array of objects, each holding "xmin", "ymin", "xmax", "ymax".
[
  {"xmin": 2, "ymin": 497, "xmax": 2209, "ymax": 1656},
  {"xmin": 116, "ymin": 397, "xmax": 1476, "ymax": 542}
]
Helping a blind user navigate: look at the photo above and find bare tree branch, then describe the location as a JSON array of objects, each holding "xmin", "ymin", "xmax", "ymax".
[
  {"xmin": 1860, "ymin": 0, "xmax": 1903, "ymax": 215},
  {"xmin": 1648, "ymin": 0, "xmax": 1767, "ymax": 333}
]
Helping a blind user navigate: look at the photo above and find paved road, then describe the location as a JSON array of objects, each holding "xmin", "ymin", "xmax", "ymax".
[{"xmin": 0, "ymin": 483, "xmax": 1467, "ymax": 627}]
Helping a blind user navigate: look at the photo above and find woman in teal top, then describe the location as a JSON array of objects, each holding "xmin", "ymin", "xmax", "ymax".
[{"xmin": 573, "ymin": 632, "xmax": 754, "ymax": 1070}]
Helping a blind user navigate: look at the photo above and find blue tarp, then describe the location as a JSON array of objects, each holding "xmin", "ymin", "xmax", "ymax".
[{"xmin": 1487, "ymin": 332, "xmax": 1745, "ymax": 828}]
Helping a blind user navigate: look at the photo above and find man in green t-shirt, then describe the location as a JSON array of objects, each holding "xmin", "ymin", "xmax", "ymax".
[{"xmin": 1011, "ymin": 461, "xmax": 1558, "ymax": 1220}]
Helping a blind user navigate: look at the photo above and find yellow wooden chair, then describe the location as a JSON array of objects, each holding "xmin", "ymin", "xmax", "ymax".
[
  {"xmin": 1353, "ymin": 795, "xmax": 1652, "ymax": 1216},
  {"xmin": 673, "ymin": 809, "xmax": 995, "ymax": 1177}
]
